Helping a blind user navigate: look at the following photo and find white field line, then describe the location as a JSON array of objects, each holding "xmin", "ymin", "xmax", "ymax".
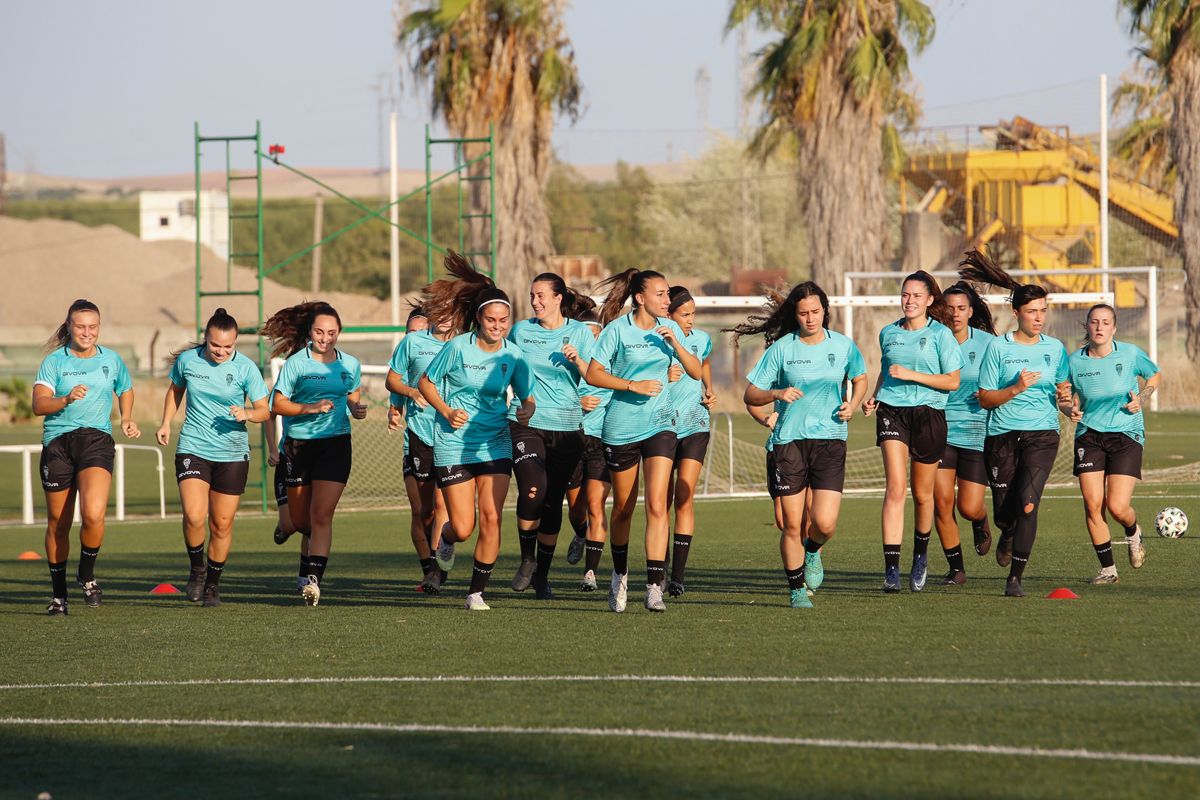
[
  {"xmin": 1, "ymin": 674, "xmax": 1198, "ymax": 691},
  {"xmin": 0, "ymin": 716, "xmax": 1196, "ymax": 767}
]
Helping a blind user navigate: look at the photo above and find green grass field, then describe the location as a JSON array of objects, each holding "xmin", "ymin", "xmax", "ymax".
[{"xmin": 1, "ymin": 483, "xmax": 1198, "ymax": 798}]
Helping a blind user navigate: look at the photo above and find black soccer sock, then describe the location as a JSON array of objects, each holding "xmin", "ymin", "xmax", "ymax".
[
  {"xmin": 646, "ymin": 559, "xmax": 666, "ymax": 588},
  {"xmin": 611, "ymin": 543, "xmax": 629, "ymax": 575},
  {"xmin": 535, "ymin": 541, "xmax": 556, "ymax": 580},
  {"xmin": 419, "ymin": 556, "xmax": 434, "ymax": 575},
  {"xmin": 1009, "ymin": 549, "xmax": 1030, "ymax": 581},
  {"xmin": 1093, "ymin": 539, "xmax": 1115, "ymax": 568},
  {"xmin": 913, "ymin": 530, "xmax": 931, "ymax": 559},
  {"xmin": 305, "ymin": 555, "xmax": 329, "ymax": 583},
  {"xmin": 803, "ymin": 537, "xmax": 822, "ymax": 554},
  {"xmin": 186, "ymin": 544, "xmax": 205, "ymax": 572},
  {"xmin": 469, "ymin": 559, "xmax": 495, "ymax": 595},
  {"xmin": 571, "ymin": 518, "xmax": 588, "ymax": 539},
  {"xmin": 1124, "ymin": 521, "xmax": 1139, "ymax": 538},
  {"xmin": 943, "ymin": 545, "xmax": 965, "ymax": 574},
  {"xmin": 204, "ymin": 558, "xmax": 225, "ymax": 588},
  {"xmin": 972, "ymin": 518, "xmax": 988, "ymax": 536},
  {"xmin": 670, "ymin": 534, "xmax": 693, "ymax": 582},
  {"xmin": 518, "ymin": 529, "xmax": 537, "ymax": 561},
  {"xmin": 49, "ymin": 560, "xmax": 68, "ymax": 599},
  {"xmin": 297, "ymin": 555, "xmax": 308, "ymax": 578},
  {"xmin": 584, "ymin": 540, "xmax": 604, "ymax": 572},
  {"xmin": 883, "ymin": 545, "xmax": 901, "ymax": 571},
  {"xmin": 786, "ymin": 566, "xmax": 805, "ymax": 591},
  {"xmin": 77, "ymin": 545, "xmax": 100, "ymax": 582}
]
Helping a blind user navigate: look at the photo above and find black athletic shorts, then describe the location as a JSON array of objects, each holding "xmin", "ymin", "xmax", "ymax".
[
  {"xmin": 273, "ymin": 456, "xmax": 288, "ymax": 507},
  {"xmin": 1073, "ymin": 429, "xmax": 1143, "ymax": 479},
  {"xmin": 765, "ymin": 449, "xmax": 780, "ymax": 499},
  {"xmin": 39, "ymin": 427, "xmax": 114, "ymax": 491},
  {"xmin": 771, "ymin": 439, "xmax": 848, "ymax": 496},
  {"xmin": 604, "ymin": 430, "xmax": 678, "ymax": 472},
  {"xmin": 175, "ymin": 452, "xmax": 250, "ymax": 496},
  {"xmin": 403, "ymin": 431, "xmax": 436, "ymax": 483},
  {"xmin": 510, "ymin": 424, "xmax": 585, "ymax": 478},
  {"xmin": 875, "ymin": 402, "xmax": 947, "ymax": 464},
  {"xmin": 283, "ymin": 434, "xmax": 352, "ymax": 486},
  {"xmin": 674, "ymin": 431, "xmax": 711, "ymax": 465},
  {"xmin": 435, "ymin": 458, "xmax": 513, "ymax": 488},
  {"xmin": 580, "ymin": 434, "xmax": 610, "ymax": 485},
  {"xmin": 939, "ymin": 443, "xmax": 988, "ymax": 485},
  {"xmin": 984, "ymin": 430, "xmax": 1060, "ymax": 492}
]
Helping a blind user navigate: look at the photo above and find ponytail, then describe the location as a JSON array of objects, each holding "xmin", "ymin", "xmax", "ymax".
[
  {"xmin": 46, "ymin": 299, "xmax": 100, "ymax": 350},
  {"xmin": 262, "ymin": 301, "xmax": 342, "ymax": 359},
  {"xmin": 943, "ymin": 281, "xmax": 996, "ymax": 335},
  {"xmin": 595, "ymin": 268, "xmax": 665, "ymax": 324},
  {"xmin": 421, "ymin": 250, "xmax": 510, "ymax": 333},
  {"xmin": 532, "ymin": 272, "xmax": 590, "ymax": 319},
  {"xmin": 959, "ymin": 249, "xmax": 1047, "ymax": 310},
  {"xmin": 725, "ymin": 281, "xmax": 829, "ymax": 345}
]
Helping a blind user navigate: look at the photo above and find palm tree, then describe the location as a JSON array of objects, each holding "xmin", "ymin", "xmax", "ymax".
[
  {"xmin": 396, "ymin": 0, "xmax": 581, "ymax": 306},
  {"xmin": 727, "ymin": 0, "xmax": 934, "ymax": 296},
  {"xmin": 1113, "ymin": 64, "xmax": 1174, "ymax": 187},
  {"xmin": 1120, "ymin": 0, "xmax": 1200, "ymax": 359}
]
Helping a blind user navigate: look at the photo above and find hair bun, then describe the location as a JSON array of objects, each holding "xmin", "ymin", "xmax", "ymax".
[{"xmin": 215, "ymin": 307, "xmax": 227, "ymax": 316}]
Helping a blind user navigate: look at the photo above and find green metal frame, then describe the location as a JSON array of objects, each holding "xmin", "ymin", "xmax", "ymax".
[{"xmin": 426, "ymin": 123, "xmax": 495, "ymax": 282}]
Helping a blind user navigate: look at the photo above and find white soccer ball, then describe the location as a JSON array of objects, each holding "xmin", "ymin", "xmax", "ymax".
[{"xmin": 1154, "ymin": 507, "xmax": 1189, "ymax": 539}]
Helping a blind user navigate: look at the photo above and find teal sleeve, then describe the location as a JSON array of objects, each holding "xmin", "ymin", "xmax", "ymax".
[
  {"xmin": 114, "ymin": 356, "xmax": 133, "ymax": 394},
  {"xmin": 35, "ymin": 353, "xmax": 57, "ymax": 388},
  {"xmin": 978, "ymin": 341, "xmax": 1001, "ymax": 391},
  {"xmin": 747, "ymin": 341, "xmax": 782, "ymax": 390},
  {"xmin": 939, "ymin": 328, "xmax": 964, "ymax": 373},
  {"xmin": 848, "ymin": 342, "xmax": 866, "ymax": 379},
  {"xmin": 1055, "ymin": 344, "xmax": 1070, "ymax": 383},
  {"xmin": 245, "ymin": 364, "xmax": 268, "ymax": 403},
  {"xmin": 592, "ymin": 325, "xmax": 618, "ymax": 370},
  {"xmin": 274, "ymin": 358, "xmax": 297, "ymax": 399},
  {"xmin": 701, "ymin": 333, "xmax": 713, "ymax": 361},
  {"xmin": 389, "ymin": 338, "xmax": 409, "ymax": 378},
  {"xmin": 349, "ymin": 360, "xmax": 362, "ymax": 393},
  {"xmin": 1134, "ymin": 346, "xmax": 1159, "ymax": 378},
  {"xmin": 168, "ymin": 355, "xmax": 185, "ymax": 388},
  {"xmin": 573, "ymin": 325, "xmax": 595, "ymax": 366},
  {"xmin": 513, "ymin": 355, "xmax": 535, "ymax": 400},
  {"xmin": 423, "ymin": 337, "xmax": 458, "ymax": 384}
]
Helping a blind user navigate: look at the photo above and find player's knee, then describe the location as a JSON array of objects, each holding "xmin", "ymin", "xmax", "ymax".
[
  {"xmin": 1022, "ymin": 501, "xmax": 1037, "ymax": 517},
  {"xmin": 478, "ymin": 505, "xmax": 501, "ymax": 531},
  {"xmin": 884, "ymin": 484, "xmax": 908, "ymax": 504}
]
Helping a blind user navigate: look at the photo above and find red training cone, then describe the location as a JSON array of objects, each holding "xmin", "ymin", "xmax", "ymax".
[
  {"xmin": 17, "ymin": 551, "xmax": 41, "ymax": 561},
  {"xmin": 150, "ymin": 582, "xmax": 182, "ymax": 595},
  {"xmin": 1046, "ymin": 587, "xmax": 1080, "ymax": 600}
]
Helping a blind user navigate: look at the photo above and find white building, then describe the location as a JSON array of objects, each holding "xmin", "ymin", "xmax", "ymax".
[{"xmin": 139, "ymin": 190, "xmax": 229, "ymax": 260}]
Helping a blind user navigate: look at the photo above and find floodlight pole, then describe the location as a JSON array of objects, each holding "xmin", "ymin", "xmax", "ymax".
[
  {"xmin": 389, "ymin": 111, "xmax": 401, "ymax": 347},
  {"xmin": 1100, "ymin": 73, "xmax": 1110, "ymax": 288}
]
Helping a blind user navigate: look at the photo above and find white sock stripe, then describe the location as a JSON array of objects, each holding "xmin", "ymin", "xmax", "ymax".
[{"xmin": 0, "ymin": 716, "xmax": 1196, "ymax": 767}]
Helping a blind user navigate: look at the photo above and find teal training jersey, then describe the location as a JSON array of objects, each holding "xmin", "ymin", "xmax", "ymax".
[
  {"xmin": 945, "ymin": 328, "xmax": 997, "ymax": 451},
  {"xmin": 1068, "ymin": 341, "xmax": 1158, "ymax": 444},
  {"xmin": 424, "ymin": 333, "xmax": 534, "ymax": 466},
  {"xmin": 746, "ymin": 329, "xmax": 866, "ymax": 444},
  {"xmin": 669, "ymin": 328, "xmax": 713, "ymax": 438},
  {"xmin": 169, "ymin": 347, "xmax": 268, "ymax": 462},
  {"xmin": 389, "ymin": 330, "xmax": 446, "ymax": 451},
  {"xmin": 35, "ymin": 345, "xmax": 133, "ymax": 445},
  {"xmin": 580, "ymin": 379, "xmax": 612, "ymax": 439},
  {"xmin": 978, "ymin": 333, "xmax": 1070, "ymax": 435},
  {"xmin": 590, "ymin": 313, "xmax": 687, "ymax": 446},
  {"xmin": 875, "ymin": 318, "xmax": 963, "ymax": 411},
  {"xmin": 506, "ymin": 317, "xmax": 595, "ymax": 431},
  {"xmin": 272, "ymin": 347, "xmax": 362, "ymax": 441}
]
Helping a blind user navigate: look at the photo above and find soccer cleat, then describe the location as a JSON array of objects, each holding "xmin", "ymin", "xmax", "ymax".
[
  {"xmin": 882, "ymin": 565, "xmax": 901, "ymax": 593},
  {"xmin": 464, "ymin": 592, "xmax": 491, "ymax": 611},
  {"xmin": 301, "ymin": 575, "xmax": 321, "ymax": 606},
  {"xmin": 434, "ymin": 537, "xmax": 456, "ymax": 572},
  {"xmin": 909, "ymin": 553, "xmax": 928, "ymax": 592},
  {"xmin": 1127, "ymin": 526, "xmax": 1145, "ymax": 569},
  {"xmin": 566, "ymin": 534, "xmax": 587, "ymax": 565},
  {"xmin": 789, "ymin": 588, "xmax": 813, "ymax": 609},
  {"xmin": 186, "ymin": 569, "xmax": 206, "ymax": 602},
  {"xmin": 644, "ymin": 583, "xmax": 666, "ymax": 612},
  {"xmin": 295, "ymin": 575, "xmax": 308, "ymax": 593},
  {"xmin": 667, "ymin": 578, "xmax": 685, "ymax": 598},
  {"xmin": 511, "ymin": 558, "xmax": 535, "ymax": 592},
  {"xmin": 940, "ymin": 569, "xmax": 967, "ymax": 586},
  {"xmin": 273, "ymin": 525, "xmax": 295, "ymax": 545},
  {"xmin": 47, "ymin": 598, "xmax": 68, "ymax": 616},
  {"xmin": 996, "ymin": 532, "xmax": 1013, "ymax": 568},
  {"xmin": 803, "ymin": 550, "xmax": 824, "ymax": 591},
  {"xmin": 579, "ymin": 570, "xmax": 598, "ymax": 592},
  {"xmin": 1089, "ymin": 566, "xmax": 1120, "ymax": 585},
  {"xmin": 608, "ymin": 570, "xmax": 628, "ymax": 613},
  {"xmin": 78, "ymin": 579, "xmax": 103, "ymax": 608},
  {"xmin": 1004, "ymin": 576, "xmax": 1025, "ymax": 597},
  {"xmin": 420, "ymin": 569, "xmax": 442, "ymax": 596},
  {"xmin": 973, "ymin": 518, "xmax": 992, "ymax": 556},
  {"xmin": 202, "ymin": 584, "xmax": 221, "ymax": 607},
  {"xmin": 532, "ymin": 574, "xmax": 555, "ymax": 600}
]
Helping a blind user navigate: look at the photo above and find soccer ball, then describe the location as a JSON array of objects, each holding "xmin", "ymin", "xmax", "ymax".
[{"xmin": 1154, "ymin": 507, "xmax": 1189, "ymax": 539}]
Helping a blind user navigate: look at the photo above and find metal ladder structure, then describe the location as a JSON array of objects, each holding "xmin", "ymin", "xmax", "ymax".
[{"xmin": 426, "ymin": 123, "xmax": 495, "ymax": 281}]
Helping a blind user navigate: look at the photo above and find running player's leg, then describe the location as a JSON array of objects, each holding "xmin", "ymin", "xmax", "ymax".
[
  {"xmin": 780, "ymin": 488, "xmax": 809, "ymax": 607},
  {"xmin": 468, "ymin": 472, "xmax": 510, "ymax": 609},
  {"xmin": 1079, "ymin": 471, "xmax": 1116, "ymax": 582},
  {"xmin": 404, "ymin": 474, "xmax": 434, "ymax": 577},
  {"xmin": 985, "ymin": 433, "xmax": 1019, "ymax": 569},
  {"xmin": 1006, "ymin": 433, "xmax": 1057, "ymax": 593},
  {"xmin": 581, "ymin": 475, "xmax": 610, "ymax": 591},
  {"xmin": 75, "ymin": 466, "xmax": 112, "ymax": 601},
  {"xmin": 203, "ymin": 490, "xmax": 240, "ymax": 604},
  {"xmin": 511, "ymin": 426, "xmax": 547, "ymax": 591},
  {"xmin": 669, "ymin": 455, "xmax": 704, "ymax": 593},
  {"xmin": 44, "ymin": 488, "xmax": 75, "ymax": 613},
  {"xmin": 1104, "ymin": 473, "xmax": 1142, "ymax": 568},
  {"xmin": 642, "ymin": 454, "xmax": 673, "ymax": 609},
  {"xmin": 880, "ymin": 440, "xmax": 910, "ymax": 591},
  {"xmin": 179, "ymin": 476, "xmax": 211, "ymax": 600},
  {"xmin": 606, "ymin": 463, "xmax": 640, "ymax": 612},
  {"xmin": 956, "ymin": 475, "xmax": 990, "ymax": 555},
  {"xmin": 933, "ymin": 463, "xmax": 964, "ymax": 582},
  {"xmin": 909, "ymin": 459, "xmax": 939, "ymax": 591},
  {"xmin": 533, "ymin": 432, "xmax": 584, "ymax": 597},
  {"xmin": 303, "ymin": 479, "xmax": 347, "ymax": 588}
]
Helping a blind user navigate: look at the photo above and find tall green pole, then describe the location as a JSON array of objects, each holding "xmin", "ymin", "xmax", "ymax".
[
  {"xmin": 194, "ymin": 122, "xmax": 202, "ymax": 337},
  {"xmin": 488, "ymin": 122, "xmax": 496, "ymax": 280},
  {"xmin": 425, "ymin": 124, "xmax": 434, "ymax": 283},
  {"xmin": 255, "ymin": 120, "xmax": 267, "ymax": 513}
]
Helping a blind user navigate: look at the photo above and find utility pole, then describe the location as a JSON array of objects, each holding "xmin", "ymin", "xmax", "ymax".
[
  {"xmin": 0, "ymin": 133, "xmax": 7, "ymax": 215},
  {"xmin": 311, "ymin": 194, "xmax": 324, "ymax": 293},
  {"xmin": 695, "ymin": 67, "xmax": 711, "ymax": 131}
]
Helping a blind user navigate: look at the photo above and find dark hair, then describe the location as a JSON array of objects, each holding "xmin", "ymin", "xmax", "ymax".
[
  {"xmin": 942, "ymin": 281, "xmax": 996, "ymax": 335},
  {"xmin": 406, "ymin": 304, "xmax": 428, "ymax": 326},
  {"xmin": 531, "ymin": 272, "xmax": 589, "ymax": 319},
  {"xmin": 566, "ymin": 291, "xmax": 599, "ymax": 323},
  {"xmin": 47, "ymin": 299, "xmax": 100, "ymax": 350},
  {"xmin": 595, "ymin": 268, "xmax": 666, "ymax": 324},
  {"xmin": 1082, "ymin": 303, "xmax": 1117, "ymax": 346},
  {"xmin": 421, "ymin": 250, "xmax": 510, "ymax": 334},
  {"xmin": 167, "ymin": 307, "xmax": 240, "ymax": 366},
  {"xmin": 668, "ymin": 285, "xmax": 696, "ymax": 315},
  {"xmin": 726, "ymin": 281, "xmax": 830, "ymax": 345},
  {"xmin": 902, "ymin": 270, "xmax": 951, "ymax": 325},
  {"xmin": 262, "ymin": 301, "xmax": 342, "ymax": 359},
  {"xmin": 959, "ymin": 249, "xmax": 1048, "ymax": 310}
]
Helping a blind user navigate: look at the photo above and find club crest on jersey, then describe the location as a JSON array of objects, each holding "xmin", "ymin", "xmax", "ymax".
[
  {"xmin": 226, "ymin": 373, "xmax": 234, "ymax": 386},
  {"xmin": 341, "ymin": 371, "xmax": 352, "ymax": 386},
  {"xmin": 919, "ymin": 337, "xmax": 927, "ymax": 350},
  {"xmin": 1116, "ymin": 363, "xmax": 1124, "ymax": 376},
  {"xmin": 517, "ymin": 441, "xmax": 525, "ymax": 454},
  {"xmin": 501, "ymin": 363, "xmax": 509, "ymax": 375},
  {"xmin": 102, "ymin": 365, "xmax": 110, "ymax": 379},
  {"xmin": 1043, "ymin": 353, "xmax": 1051, "ymax": 366},
  {"xmin": 183, "ymin": 458, "xmax": 191, "ymax": 469},
  {"xmin": 968, "ymin": 351, "xmax": 977, "ymax": 364},
  {"xmin": 827, "ymin": 353, "xmax": 836, "ymax": 367},
  {"xmin": 691, "ymin": 345, "xmax": 699, "ymax": 354}
]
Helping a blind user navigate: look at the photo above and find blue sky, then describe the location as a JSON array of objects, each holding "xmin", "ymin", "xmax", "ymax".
[{"xmin": 0, "ymin": 0, "xmax": 1139, "ymax": 178}]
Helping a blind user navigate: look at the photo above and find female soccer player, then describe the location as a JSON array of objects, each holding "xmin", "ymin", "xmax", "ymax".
[
  {"xmin": 265, "ymin": 412, "xmax": 305, "ymax": 592},
  {"xmin": 862, "ymin": 271, "xmax": 962, "ymax": 593},
  {"xmin": 1064, "ymin": 303, "xmax": 1161, "ymax": 583},
  {"xmin": 586, "ymin": 268, "xmax": 702, "ymax": 613},
  {"xmin": 933, "ymin": 283, "xmax": 998, "ymax": 585},
  {"xmin": 156, "ymin": 308, "xmax": 269, "ymax": 607},
  {"xmin": 663, "ymin": 285, "xmax": 715, "ymax": 597},
  {"xmin": 387, "ymin": 305, "xmax": 452, "ymax": 594},
  {"xmin": 33, "ymin": 299, "xmax": 140, "ymax": 615},
  {"xmin": 506, "ymin": 273, "xmax": 596, "ymax": 599},
  {"xmin": 418, "ymin": 253, "xmax": 535, "ymax": 611},
  {"xmin": 264, "ymin": 301, "xmax": 366, "ymax": 606},
  {"xmin": 572, "ymin": 309, "xmax": 611, "ymax": 592},
  {"xmin": 738, "ymin": 282, "xmax": 868, "ymax": 608},
  {"xmin": 960, "ymin": 249, "xmax": 1071, "ymax": 597}
]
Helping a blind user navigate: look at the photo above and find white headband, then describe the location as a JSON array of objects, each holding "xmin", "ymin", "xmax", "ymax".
[
  {"xmin": 478, "ymin": 298, "xmax": 511, "ymax": 310},
  {"xmin": 584, "ymin": 320, "xmax": 603, "ymax": 328}
]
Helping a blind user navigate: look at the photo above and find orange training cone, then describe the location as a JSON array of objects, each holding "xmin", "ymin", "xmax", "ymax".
[
  {"xmin": 150, "ymin": 582, "xmax": 182, "ymax": 595},
  {"xmin": 1046, "ymin": 587, "xmax": 1080, "ymax": 600},
  {"xmin": 17, "ymin": 551, "xmax": 41, "ymax": 561}
]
